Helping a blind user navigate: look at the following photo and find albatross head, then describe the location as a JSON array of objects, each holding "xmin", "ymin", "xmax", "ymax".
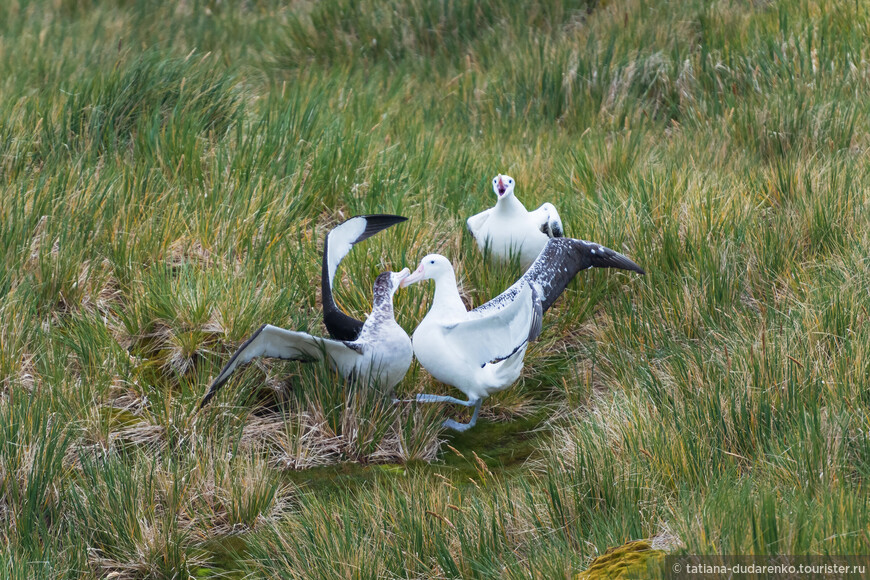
[
  {"xmin": 373, "ymin": 268, "xmax": 412, "ymax": 300},
  {"xmin": 492, "ymin": 174, "xmax": 515, "ymax": 199},
  {"xmin": 399, "ymin": 254, "xmax": 453, "ymax": 287}
]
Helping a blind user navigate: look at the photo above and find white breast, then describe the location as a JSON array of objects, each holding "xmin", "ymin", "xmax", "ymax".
[
  {"xmin": 475, "ymin": 214, "xmax": 548, "ymax": 268},
  {"xmin": 357, "ymin": 322, "xmax": 413, "ymax": 390}
]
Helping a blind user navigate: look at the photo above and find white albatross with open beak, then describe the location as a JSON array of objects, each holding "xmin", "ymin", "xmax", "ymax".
[{"xmin": 466, "ymin": 174, "xmax": 565, "ymax": 269}]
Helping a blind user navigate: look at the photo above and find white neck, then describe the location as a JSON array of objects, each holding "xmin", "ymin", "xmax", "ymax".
[
  {"xmin": 429, "ymin": 269, "xmax": 467, "ymax": 317},
  {"xmin": 495, "ymin": 193, "xmax": 527, "ymax": 215}
]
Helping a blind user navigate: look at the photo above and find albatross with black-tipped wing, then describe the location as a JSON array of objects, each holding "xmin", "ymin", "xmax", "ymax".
[
  {"xmin": 467, "ymin": 174, "xmax": 564, "ymax": 269},
  {"xmin": 399, "ymin": 237, "xmax": 644, "ymax": 431},
  {"xmin": 200, "ymin": 269, "xmax": 413, "ymax": 409},
  {"xmin": 473, "ymin": 237, "xmax": 645, "ymax": 317},
  {"xmin": 322, "ymin": 214, "xmax": 408, "ymax": 341}
]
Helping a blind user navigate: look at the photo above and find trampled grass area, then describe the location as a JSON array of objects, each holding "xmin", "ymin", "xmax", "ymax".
[{"xmin": 1, "ymin": 0, "xmax": 869, "ymax": 577}]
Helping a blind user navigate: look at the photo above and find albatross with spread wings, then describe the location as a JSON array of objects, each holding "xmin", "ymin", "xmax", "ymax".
[
  {"xmin": 200, "ymin": 215, "xmax": 411, "ymax": 408},
  {"xmin": 321, "ymin": 214, "xmax": 408, "ymax": 340},
  {"xmin": 399, "ymin": 237, "xmax": 645, "ymax": 431}
]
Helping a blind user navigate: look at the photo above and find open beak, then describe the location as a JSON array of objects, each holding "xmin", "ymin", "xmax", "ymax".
[
  {"xmin": 496, "ymin": 175, "xmax": 507, "ymax": 196},
  {"xmin": 400, "ymin": 264, "xmax": 425, "ymax": 288}
]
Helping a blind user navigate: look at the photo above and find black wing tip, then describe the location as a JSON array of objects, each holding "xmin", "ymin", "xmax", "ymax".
[
  {"xmin": 323, "ymin": 310, "xmax": 364, "ymax": 341},
  {"xmin": 355, "ymin": 214, "xmax": 408, "ymax": 242},
  {"xmin": 198, "ymin": 375, "xmax": 227, "ymax": 409},
  {"xmin": 604, "ymin": 252, "xmax": 644, "ymax": 274},
  {"xmin": 199, "ymin": 324, "xmax": 268, "ymax": 409},
  {"xmin": 198, "ymin": 390, "xmax": 216, "ymax": 410},
  {"xmin": 360, "ymin": 213, "xmax": 408, "ymax": 223},
  {"xmin": 609, "ymin": 254, "xmax": 645, "ymax": 275},
  {"xmin": 325, "ymin": 214, "xmax": 408, "ymax": 246},
  {"xmin": 577, "ymin": 240, "xmax": 645, "ymax": 276}
]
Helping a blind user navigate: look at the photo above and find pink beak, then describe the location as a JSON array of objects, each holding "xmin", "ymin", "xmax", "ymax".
[
  {"xmin": 400, "ymin": 264, "xmax": 426, "ymax": 288},
  {"xmin": 496, "ymin": 175, "xmax": 507, "ymax": 196}
]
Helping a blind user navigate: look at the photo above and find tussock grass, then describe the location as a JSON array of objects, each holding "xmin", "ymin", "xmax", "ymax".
[{"xmin": 1, "ymin": 0, "xmax": 869, "ymax": 575}]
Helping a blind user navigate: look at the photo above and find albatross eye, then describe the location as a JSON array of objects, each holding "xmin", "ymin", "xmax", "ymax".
[
  {"xmin": 429, "ymin": 260, "xmax": 435, "ymax": 265},
  {"xmin": 508, "ymin": 179, "xmax": 513, "ymax": 184}
]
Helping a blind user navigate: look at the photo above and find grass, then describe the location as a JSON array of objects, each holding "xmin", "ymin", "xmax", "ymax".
[{"xmin": 1, "ymin": 0, "xmax": 869, "ymax": 576}]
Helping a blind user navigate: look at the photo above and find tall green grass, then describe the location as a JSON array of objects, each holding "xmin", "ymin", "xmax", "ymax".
[{"xmin": 1, "ymin": 0, "xmax": 869, "ymax": 576}]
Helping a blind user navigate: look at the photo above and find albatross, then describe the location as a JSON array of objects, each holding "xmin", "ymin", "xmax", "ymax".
[
  {"xmin": 200, "ymin": 215, "xmax": 412, "ymax": 409},
  {"xmin": 399, "ymin": 237, "xmax": 645, "ymax": 431},
  {"xmin": 200, "ymin": 269, "xmax": 412, "ymax": 408},
  {"xmin": 466, "ymin": 174, "xmax": 564, "ymax": 269}
]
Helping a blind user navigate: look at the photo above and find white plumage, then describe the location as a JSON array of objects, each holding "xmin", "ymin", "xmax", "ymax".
[
  {"xmin": 466, "ymin": 174, "xmax": 564, "ymax": 269},
  {"xmin": 400, "ymin": 237, "xmax": 645, "ymax": 431},
  {"xmin": 399, "ymin": 255, "xmax": 541, "ymax": 431}
]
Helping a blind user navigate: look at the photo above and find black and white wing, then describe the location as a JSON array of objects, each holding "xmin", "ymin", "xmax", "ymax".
[
  {"xmin": 199, "ymin": 324, "xmax": 362, "ymax": 408},
  {"xmin": 321, "ymin": 214, "xmax": 407, "ymax": 341},
  {"xmin": 441, "ymin": 283, "xmax": 539, "ymax": 368},
  {"xmin": 529, "ymin": 202, "xmax": 564, "ymax": 238},
  {"xmin": 472, "ymin": 237, "xmax": 645, "ymax": 317}
]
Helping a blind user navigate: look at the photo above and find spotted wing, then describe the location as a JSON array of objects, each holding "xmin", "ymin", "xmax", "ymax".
[{"xmin": 473, "ymin": 238, "xmax": 645, "ymax": 317}]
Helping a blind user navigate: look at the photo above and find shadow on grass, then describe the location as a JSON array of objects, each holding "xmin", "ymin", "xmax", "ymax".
[{"xmin": 282, "ymin": 408, "xmax": 550, "ymax": 495}]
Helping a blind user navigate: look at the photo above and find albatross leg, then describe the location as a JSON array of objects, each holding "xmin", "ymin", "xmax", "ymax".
[
  {"xmin": 442, "ymin": 399, "xmax": 483, "ymax": 432},
  {"xmin": 396, "ymin": 393, "xmax": 478, "ymax": 406},
  {"xmin": 394, "ymin": 394, "xmax": 484, "ymax": 432}
]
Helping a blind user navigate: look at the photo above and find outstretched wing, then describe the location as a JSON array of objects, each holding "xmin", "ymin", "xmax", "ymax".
[
  {"xmin": 199, "ymin": 324, "xmax": 361, "ymax": 408},
  {"xmin": 321, "ymin": 215, "xmax": 407, "ymax": 341},
  {"xmin": 441, "ymin": 283, "xmax": 538, "ymax": 368},
  {"xmin": 466, "ymin": 208, "xmax": 493, "ymax": 240},
  {"xmin": 529, "ymin": 202, "xmax": 564, "ymax": 238},
  {"xmin": 473, "ymin": 237, "xmax": 645, "ymax": 317}
]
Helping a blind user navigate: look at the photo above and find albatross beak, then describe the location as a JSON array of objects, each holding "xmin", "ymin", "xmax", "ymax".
[
  {"xmin": 391, "ymin": 268, "xmax": 411, "ymax": 291},
  {"xmin": 496, "ymin": 175, "xmax": 507, "ymax": 196},
  {"xmin": 400, "ymin": 264, "xmax": 425, "ymax": 288}
]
